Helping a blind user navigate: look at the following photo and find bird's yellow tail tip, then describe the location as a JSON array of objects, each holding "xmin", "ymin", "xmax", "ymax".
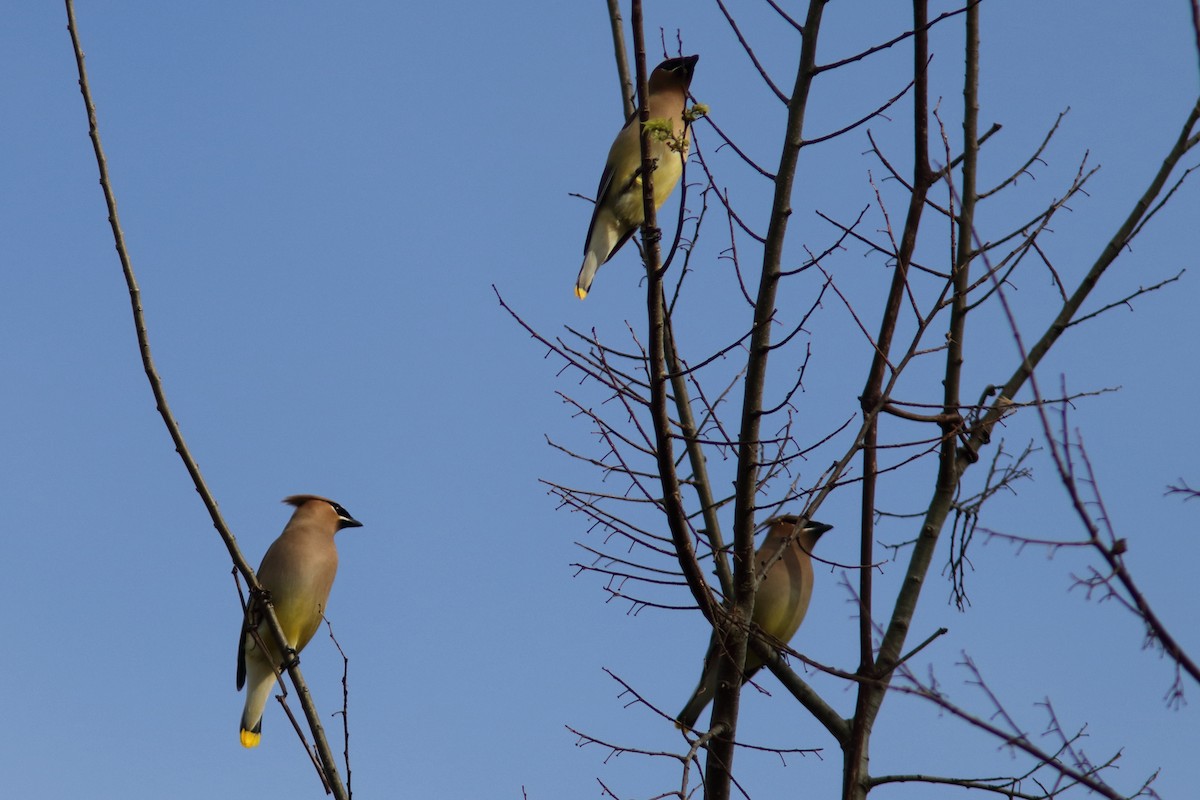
[
  {"xmin": 574, "ymin": 286, "xmax": 588, "ymax": 300},
  {"xmin": 240, "ymin": 729, "xmax": 262, "ymax": 749}
]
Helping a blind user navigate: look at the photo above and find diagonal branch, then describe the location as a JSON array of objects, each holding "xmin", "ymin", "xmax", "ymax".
[
  {"xmin": 961, "ymin": 95, "xmax": 1200, "ymax": 463},
  {"xmin": 63, "ymin": 4, "xmax": 347, "ymax": 796}
]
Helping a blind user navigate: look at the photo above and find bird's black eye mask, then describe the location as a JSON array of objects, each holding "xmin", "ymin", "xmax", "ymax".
[
  {"xmin": 329, "ymin": 502, "xmax": 360, "ymax": 527},
  {"xmin": 659, "ymin": 54, "xmax": 698, "ymax": 80}
]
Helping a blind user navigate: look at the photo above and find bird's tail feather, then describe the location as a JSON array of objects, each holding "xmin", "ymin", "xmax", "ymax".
[
  {"xmin": 676, "ymin": 651, "xmax": 719, "ymax": 730},
  {"xmin": 577, "ymin": 209, "xmax": 627, "ymax": 299},
  {"xmin": 576, "ymin": 251, "xmax": 600, "ymax": 300},
  {"xmin": 239, "ymin": 665, "xmax": 276, "ymax": 749}
]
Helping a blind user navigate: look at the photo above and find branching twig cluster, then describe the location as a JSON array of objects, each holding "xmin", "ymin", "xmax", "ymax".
[{"xmin": 507, "ymin": 2, "xmax": 1199, "ymax": 799}]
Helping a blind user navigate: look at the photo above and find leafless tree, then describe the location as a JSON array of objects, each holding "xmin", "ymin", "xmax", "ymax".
[{"xmin": 504, "ymin": 1, "xmax": 1200, "ymax": 798}]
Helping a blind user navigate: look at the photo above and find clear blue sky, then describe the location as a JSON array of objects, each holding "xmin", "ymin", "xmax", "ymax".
[{"xmin": 3, "ymin": 2, "xmax": 1197, "ymax": 798}]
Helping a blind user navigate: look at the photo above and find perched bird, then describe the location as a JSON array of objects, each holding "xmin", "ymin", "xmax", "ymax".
[
  {"xmin": 676, "ymin": 516, "xmax": 832, "ymax": 730},
  {"xmin": 236, "ymin": 495, "xmax": 362, "ymax": 748},
  {"xmin": 575, "ymin": 54, "xmax": 699, "ymax": 299}
]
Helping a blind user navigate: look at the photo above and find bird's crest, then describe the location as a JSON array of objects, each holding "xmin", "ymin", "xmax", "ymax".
[{"xmin": 282, "ymin": 493, "xmax": 334, "ymax": 508}]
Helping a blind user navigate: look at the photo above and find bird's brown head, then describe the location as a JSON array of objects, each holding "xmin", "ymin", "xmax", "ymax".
[
  {"xmin": 283, "ymin": 494, "xmax": 363, "ymax": 530},
  {"xmin": 767, "ymin": 514, "xmax": 833, "ymax": 549},
  {"xmin": 649, "ymin": 54, "xmax": 699, "ymax": 93}
]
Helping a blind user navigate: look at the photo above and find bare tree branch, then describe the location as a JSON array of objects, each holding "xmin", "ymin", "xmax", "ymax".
[
  {"xmin": 605, "ymin": 0, "xmax": 635, "ymax": 117},
  {"xmin": 63, "ymin": 3, "xmax": 347, "ymax": 796}
]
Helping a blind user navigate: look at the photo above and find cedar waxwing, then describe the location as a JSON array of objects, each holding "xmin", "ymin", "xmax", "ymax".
[
  {"xmin": 575, "ymin": 54, "xmax": 699, "ymax": 299},
  {"xmin": 676, "ymin": 516, "xmax": 832, "ymax": 730},
  {"xmin": 236, "ymin": 495, "xmax": 362, "ymax": 748}
]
